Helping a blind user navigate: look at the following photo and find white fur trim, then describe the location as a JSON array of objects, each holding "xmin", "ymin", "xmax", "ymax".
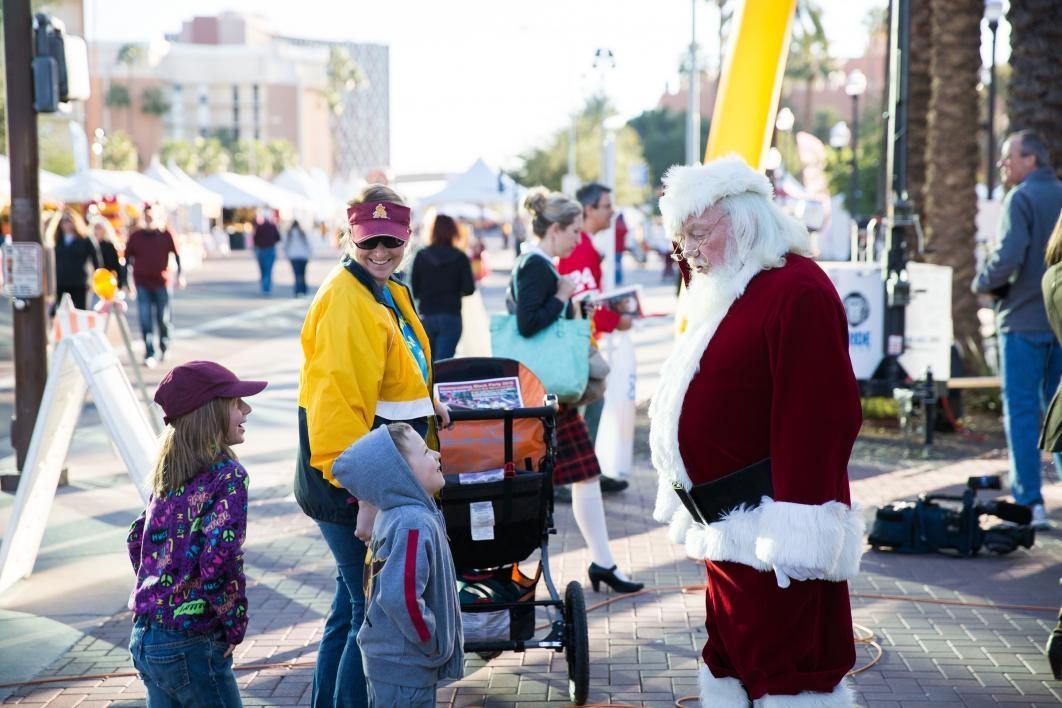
[
  {"xmin": 699, "ymin": 664, "xmax": 750, "ymax": 708},
  {"xmin": 667, "ymin": 498, "xmax": 864, "ymax": 581},
  {"xmin": 753, "ymin": 681, "xmax": 855, "ymax": 707},
  {"xmin": 660, "ymin": 156, "xmax": 772, "ymax": 240}
]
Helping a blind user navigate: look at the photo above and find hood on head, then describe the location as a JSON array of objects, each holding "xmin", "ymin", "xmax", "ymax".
[{"xmin": 332, "ymin": 426, "xmax": 434, "ymax": 511}]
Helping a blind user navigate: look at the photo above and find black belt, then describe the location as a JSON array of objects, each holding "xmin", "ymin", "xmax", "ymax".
[{"xmin": 673, "ymin": 458, "xmax": 773, "ymax": 525}]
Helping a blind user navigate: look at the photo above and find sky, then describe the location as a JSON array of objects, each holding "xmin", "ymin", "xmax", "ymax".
[{"xmin": 81, "ymin": 0, "xmax": 1009, "ymax": 177}]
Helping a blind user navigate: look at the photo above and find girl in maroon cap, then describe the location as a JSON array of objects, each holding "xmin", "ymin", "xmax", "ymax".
[{"xmin": 127, "ymin": 360, "xmax": 267, "ymax": 707}]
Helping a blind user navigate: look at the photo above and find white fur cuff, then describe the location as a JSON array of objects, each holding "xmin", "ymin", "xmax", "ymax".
[
  {"xmin": 666, "ymin": 498, "xmax": 865, "ymax": 581},
  {"xmin": 700, "ymin": 664, "xmax": 750, "ymax": 708},
  {"xmin": 753, "ymin": 681, "xmax": 855, "ymax": 707}
]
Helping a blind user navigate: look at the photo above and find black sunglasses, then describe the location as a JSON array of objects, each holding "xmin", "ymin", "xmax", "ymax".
[{"xmin": 355, "ymin": 235, "xmax": 405, "ymax": 250}]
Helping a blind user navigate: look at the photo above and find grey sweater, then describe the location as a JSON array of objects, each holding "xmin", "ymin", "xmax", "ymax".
[
  {"xmin": 973, "ymin": 167, "xmax": 1062, "ymax": 333},
  {"xmin": 332, "ymin": 427, "xmax": 464, "ymax": 689}
]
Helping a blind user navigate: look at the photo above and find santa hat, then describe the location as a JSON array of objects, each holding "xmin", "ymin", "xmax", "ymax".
[{"xmin": 659, "ymin": 155, "xmax": 772, "ymax": 239}]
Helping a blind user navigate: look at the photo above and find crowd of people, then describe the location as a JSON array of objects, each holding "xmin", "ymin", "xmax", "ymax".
[{"xmin": 115, "ymin": 131, "xmax": 1062, "ymax": 707}]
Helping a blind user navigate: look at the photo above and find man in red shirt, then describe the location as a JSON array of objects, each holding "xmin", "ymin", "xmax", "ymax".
[
  {"xmin": 557, "ymin": 183, "xmax": 632, "ymax": 494},
  {"xmin": 125, "ymin": 205, "xmax": 184, "ymax": 367}
]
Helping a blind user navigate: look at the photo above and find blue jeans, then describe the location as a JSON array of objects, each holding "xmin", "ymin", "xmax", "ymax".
[
  {"xmin": 290, "ymin": 258, "xmax": 309, "ymax": 296},
  {"xmin": 129, "ymin": 617, "xmax": 242, "ymax": 707},
  {"xmin": 255, "ymin": 247, "xmax": 277, "ymax": 294},
  {"xmin": 999, "ymin": 330, "xmax": 1062, "ymax": 506},
  {"xmin": 136, "ymin": 286, "xmax": 171, "ymax": 359},
  {"xmin": 312, "ymin": 520, "xmax": 369, "ymax": 708},
  {"xmin": 421, "ymin": 313, "xmax": 463, "ymax": 361}
]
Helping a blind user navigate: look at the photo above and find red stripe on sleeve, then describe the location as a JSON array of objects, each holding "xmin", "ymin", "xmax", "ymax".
[{"xmin": 403, "ymin": 528, "xmax": 431, "ymax": 641}]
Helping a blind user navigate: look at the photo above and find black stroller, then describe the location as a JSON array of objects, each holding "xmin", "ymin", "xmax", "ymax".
[{"xmin": 434, "ymin": 356, "xmax": 591, "ymax": 705}]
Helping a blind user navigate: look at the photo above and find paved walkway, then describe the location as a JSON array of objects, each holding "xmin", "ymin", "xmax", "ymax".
[{"xmin": 2, "ymin": 250, "xmax": 1062, "ymax": 706}]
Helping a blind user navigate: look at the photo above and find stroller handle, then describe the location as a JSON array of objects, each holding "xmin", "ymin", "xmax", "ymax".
[{"xmin": 448, "ymin": 403, "xmax": 559, "ymax": 422}]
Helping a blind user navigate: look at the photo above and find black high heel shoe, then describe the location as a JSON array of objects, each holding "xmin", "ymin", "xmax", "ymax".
[
  {"xmin": 588, "ymin": 563, "xmax": 644, "ymax": 594},
  {"xmin": 1047, "ymin": 631, "xmax": 1062, "ymax": 680}
]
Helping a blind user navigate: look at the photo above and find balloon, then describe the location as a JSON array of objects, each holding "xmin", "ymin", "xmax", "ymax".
[{"xmin": 92, "ymin": 268, "xmax": 118, "ymax": 301}]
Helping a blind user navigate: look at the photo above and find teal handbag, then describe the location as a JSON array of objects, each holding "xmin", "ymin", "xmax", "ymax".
[{"xmin": 490, "ymin": 253, "xmax": 591, "ymax": 403}]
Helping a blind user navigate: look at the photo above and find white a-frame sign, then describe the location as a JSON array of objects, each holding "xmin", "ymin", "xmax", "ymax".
[{"xmin": 0, "ymin": 302, "xmax": 158, "ymax": 593}]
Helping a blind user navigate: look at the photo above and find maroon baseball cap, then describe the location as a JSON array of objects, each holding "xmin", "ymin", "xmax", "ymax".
[
  {"xmin": 154, "ymin": 361, "xmax": 268, "ymax": 425},
  {"xmin": 346, "ymin": 200, "xmax": 411, "ymax": 244}
]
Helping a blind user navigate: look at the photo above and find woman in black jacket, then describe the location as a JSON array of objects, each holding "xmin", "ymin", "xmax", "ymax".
[
  {"xmin": 47, "ymin": 209, "xmax": 100, "ymax": 312},
  {"xmin": 510, "ymin": 187, "xmax": 642, "ymax": 594},
  {"xmin": 410, "ymin": 214, "xmax": 475, "ymax": 360}
]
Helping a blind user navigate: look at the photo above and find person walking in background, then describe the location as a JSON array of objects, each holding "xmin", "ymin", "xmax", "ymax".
[
  {"xmin": 89, "ymin": 217, "xmax": 128, "ymax": 298},
  {"xmin": 410, "ymin": 214, "xmax": 475, "ymax": 361},
  {"xmin": 125, "ymin": 205, "xmax": 184, "ymax": 368},
  {"xmin": 283, "ymin": 219, "xmax": 313, "ymax": 298},
  {"xmin": 330, "ymin": 423, "xmax": 464, "ymax": 707},
  {"xmin": 973, "ymin": 129, "xmax": 1062, "ymax": 531},
  {"xmin": 559, "ymin": 183, "xmax": 633, "ymax": 495},
  {"xmin": 614, "ymin": 211, "xmax": 628, "ymax": 285},
  {"xmin": 510, "ymin": 187, "xmax": 642, "ymax": 595},
  {"xmin": 46, "ymin": 209, "xmax": 100, "ymax": 313},
  {"xmin": 1039, "ymin": 214, "xmax": 1062, "ymax": 678},
  {"xmin": 252, "ymin": 212, "xmax": 282, "ymax": 296},
  {"xmin": 295, "ymin": 184, "xmax": 451, "ymax": 708},
  {"xmin": 127, "ymin": 361, "xmax": 268, "ymax": 708},
  {"xmin": 650, "ymin": 157, "xmax": 863, "ymax": 705}
]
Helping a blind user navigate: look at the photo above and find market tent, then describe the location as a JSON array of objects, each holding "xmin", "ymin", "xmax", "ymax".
[
  {"xmin": 198, "ymin": 172, "xmax": 313, "ymax": 217},
  {"xmin": 0, "ymin": 154, "xmax": 69, "ymax": 206},
  {"xmin": 418, "ymin": 158, "xmax": 524, "ymax": 209},
  {"xmin": 273, "ymin": 166, "xmax": 344, "ymax": 223},
  {"xmin": 144, "ymin": 157, "xmax": 224, "ymax": 231},
  {"xmin": 44, "ymin": 168, "xmax": 179, "ymax": 208}
]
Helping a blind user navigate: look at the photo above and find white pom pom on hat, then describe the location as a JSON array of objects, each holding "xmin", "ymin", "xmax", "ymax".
[{"xmin": 659, "ymin": 155, "xmax": 773, "ymax": 238}]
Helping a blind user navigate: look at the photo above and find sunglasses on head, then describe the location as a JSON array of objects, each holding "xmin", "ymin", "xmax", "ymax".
[{"xmin": 355, "ymin": 235, "xmax": 405, "ymax": 250}]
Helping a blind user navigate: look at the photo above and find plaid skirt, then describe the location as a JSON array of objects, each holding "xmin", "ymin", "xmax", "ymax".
[{"xmin": 553, "ymin": 406, "xmax": 602, "ymax": 486}]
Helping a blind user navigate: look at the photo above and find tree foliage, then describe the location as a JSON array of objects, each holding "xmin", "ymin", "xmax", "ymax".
[
  {"xmin": 101, "ymin": 129, "xmax": 138, "ymax": 170},
  {"xmin": 324, "ymin": 47, "xmax": 365, "ymax": 116},
  {"xmin": 161, "ymin": 136, "xmax": 230, "ymax": 176},
  {"xmin": 514, "ymin": 96, "xmax": 650, "ymax": 206},
  {"xmin": 105, "ymin": 84, "xmax": 131, "ymax": 109},
  {"xmin": 627, "ymin": 108, "xmax": 709, "ymax": 191},
  {"xmin": 140, "ymin": 86, "xmax": 170, "ymax": 116}
]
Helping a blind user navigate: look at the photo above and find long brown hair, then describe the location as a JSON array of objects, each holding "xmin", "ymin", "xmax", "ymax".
[
  {"xmin": 150, "ymin": 397, "xmax": 236, "ymax": 496},
  {"xmin": 1046, "ymin": 213, "xmax": 1062, "ymax": 268}
]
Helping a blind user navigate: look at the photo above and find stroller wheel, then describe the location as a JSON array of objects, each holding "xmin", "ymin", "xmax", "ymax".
[
  {"xmin": 563, "ymin": 580, "xmax": 590, "ymax": 705},
  {"xmin": 477, "ymin": 650, "xmax": 502, "ymax": 661}
]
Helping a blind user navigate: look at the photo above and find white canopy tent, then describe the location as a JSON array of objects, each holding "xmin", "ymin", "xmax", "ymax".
[
  {"xmin": 418, "ymin": 158, "xmax": 525, "ymax": 212},
  {"xmin": 144, "ymin": 158, "xmax": 224, "ymax": 233},
  {"xmin": 44, "ymin": 168, "xmax": 180, "ymax": 209},
  {"xmin": 273, "ymin": 166, "xmax": 344, "ymax": 224},
  {"xmin": 0, "ymin": 155, "xmax": 77, "ymax": 206},
  {"xmin": 198, "ymin": 172, "xmax": 314, "ymax": 221}
]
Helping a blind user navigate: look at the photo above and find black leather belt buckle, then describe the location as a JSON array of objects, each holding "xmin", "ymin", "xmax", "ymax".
[{"xmin": 673, "ymin": 458, "xmax": 773, "ymax": 525}]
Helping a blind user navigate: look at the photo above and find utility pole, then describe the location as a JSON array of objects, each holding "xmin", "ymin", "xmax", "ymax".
[{"xmin": 2, "ymin": 0, "xmax": 49, "ymax": 491}]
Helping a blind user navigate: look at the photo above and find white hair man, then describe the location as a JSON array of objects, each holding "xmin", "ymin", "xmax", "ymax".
[{"xmin": 649, "ymin": 155, "xmax": 864, "ymax": 706}]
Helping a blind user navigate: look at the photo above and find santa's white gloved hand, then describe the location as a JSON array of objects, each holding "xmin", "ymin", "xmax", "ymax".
[{"xmin": 773, "ymin": 565, "xmax": 825, "ymax": 588}]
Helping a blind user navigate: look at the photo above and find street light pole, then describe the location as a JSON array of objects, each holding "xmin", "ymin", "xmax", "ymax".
[
  {"xmin": 984, "ymin": 0, "xmax": 1003, "ymax": 199},
  {"xmin": 2, "ymin": 0, "xmax": 49, "ymax": 489},
  {"xmin": 845, "ymin": 69, "xmax": 867, "ymax": 222},
  {"xmin": 686, "ymin": 0, "xmax": 701, "ymax": 165}
]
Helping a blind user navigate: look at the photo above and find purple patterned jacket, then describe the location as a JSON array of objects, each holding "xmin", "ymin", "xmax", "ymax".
[{"xmin": 127, "ymin": 456, "xmax": 249, "ymax": 644}]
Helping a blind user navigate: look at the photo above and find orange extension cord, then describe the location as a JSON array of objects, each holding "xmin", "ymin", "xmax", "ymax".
[{"xmin": 1, "ymin": 583, "xmax": 1054, "ymax": 707}]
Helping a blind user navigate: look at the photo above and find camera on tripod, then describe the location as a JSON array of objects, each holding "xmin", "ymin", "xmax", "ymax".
[{"xmin": 868, "ymin": 474, "xmax": 1036, "ymax": 556}]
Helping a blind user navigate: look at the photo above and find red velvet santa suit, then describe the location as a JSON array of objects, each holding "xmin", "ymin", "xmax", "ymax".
[{"xmin": 650, "ymin": 159, "xmax": 864, "ymax": 708}]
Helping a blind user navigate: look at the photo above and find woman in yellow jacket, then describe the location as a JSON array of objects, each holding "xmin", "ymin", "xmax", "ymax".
[{"xmin": 295, "ymin": 184, "xmax": 451, "ymax": 708}]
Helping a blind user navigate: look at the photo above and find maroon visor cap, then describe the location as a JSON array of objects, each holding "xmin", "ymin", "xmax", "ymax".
[
  {"xmin": 154, "ymin": 360, "xmax": 268, "ymax": 425},
  {"xmin": 346, "ymin": 200, "xmax": 411, "ymax": 244}
]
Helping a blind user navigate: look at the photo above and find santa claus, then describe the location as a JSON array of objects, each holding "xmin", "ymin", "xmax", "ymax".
[{"xmin": 649, "ymin": 156, "xmax": 864, "ymax": 706}]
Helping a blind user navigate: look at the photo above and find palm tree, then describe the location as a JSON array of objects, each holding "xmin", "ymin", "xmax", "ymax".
[
  {"xmin": 1006, "ymin": 0, "xmax": 1062, "ymax": 176},
  {"xmin": 923, "ymin": 0, "xmax": 983, "ymax": 369},
  {"xmin": 785, "ymin": 0, "xmax": 834, "ymax": 128},
  {"xmin": 905, "ymin": 0, "xmax": 931, "ymax": 238},
  {"xmin": 115, "ymin": 43, "xmax": 145, "ymax": 134}
]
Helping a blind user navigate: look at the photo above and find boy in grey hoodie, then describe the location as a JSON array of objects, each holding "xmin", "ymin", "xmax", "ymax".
[{"xmin": 332, "ymin": 423, "xmax": 464, "ymax": 707}]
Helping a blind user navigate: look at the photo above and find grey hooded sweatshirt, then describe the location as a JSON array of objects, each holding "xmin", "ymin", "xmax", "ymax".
[{"xmin": 332, "ymin": 426, "xmax": 464, "ymax": 689}]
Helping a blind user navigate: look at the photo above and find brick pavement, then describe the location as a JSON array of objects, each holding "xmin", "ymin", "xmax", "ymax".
[{"xmin": 2, "ymin": 444, "xmax": 1062, "ymax": 706}]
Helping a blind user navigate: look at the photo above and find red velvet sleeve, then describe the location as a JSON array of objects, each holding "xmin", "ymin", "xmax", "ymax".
[{"xmin": 765, "ymin": 285, "xmax": 861, "ymax": 507}]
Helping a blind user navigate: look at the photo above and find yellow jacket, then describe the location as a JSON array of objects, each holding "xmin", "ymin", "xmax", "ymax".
[{"xmin": 295, "ymin": 256, "xmax": 436, "ymax": 523}]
